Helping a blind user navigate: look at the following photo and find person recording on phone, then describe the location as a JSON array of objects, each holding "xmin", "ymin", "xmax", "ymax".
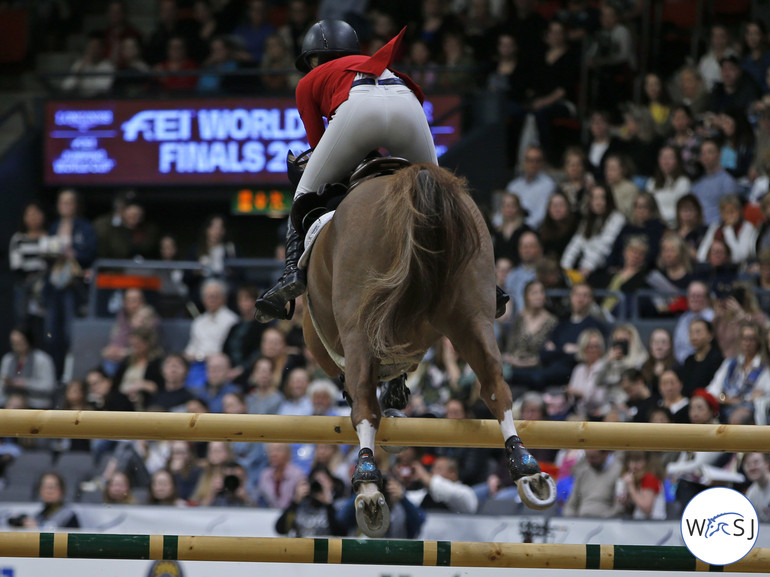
[
  {"xmin": 593, "ymin": 324, "xmax": 649, "ymax": 416},
  {"xmin": 275, "ymin": 465, "xmax": 346, "ymax": 537}
]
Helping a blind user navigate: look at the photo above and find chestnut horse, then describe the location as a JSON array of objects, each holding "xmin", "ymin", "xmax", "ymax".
[{"xmin": 302, "ymin": 163, "xmax": 555, "ymax": 537}]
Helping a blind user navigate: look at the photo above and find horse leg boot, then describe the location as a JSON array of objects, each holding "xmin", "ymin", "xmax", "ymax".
[{"xmin": 254, "ymin": 221, "xmax": 307, "ymax": 322}]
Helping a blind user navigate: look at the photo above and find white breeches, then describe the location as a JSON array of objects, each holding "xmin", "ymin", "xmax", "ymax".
[{"xmin": 295, "ymin": 83, "xmax": 438, "ymax": 199}]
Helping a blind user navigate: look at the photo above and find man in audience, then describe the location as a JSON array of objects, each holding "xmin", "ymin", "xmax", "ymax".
[
  {"xmin": 184, "ymin": 279, "xmax": 239, "ymax": 363},
  {"xmin": 505, "ymin": 145, "xmax": 556, "ymax": 229},
  {"xmin": 708, "ymin": 54, "xmax": 761, "ymax": 113},
  {"xmin": 743, "ymin": 453, "xmax": 770, "ymax": 522},
  {"xmin": 563, "ymin": 449, "xmax": 623, "ymax": 517},
  {"xmin": 407, "ymin": 455, "xmax": 478, "ymax": 514},
  {"xmin": 673, "ymin": 281, "xmax": 715, "ymax": 364},
  {"xmin": 193, "ymin": 353, "xmax": 241, "ymax": 413},
  {"xmin": 619, "ymin": 368, "xmax": 659, "ymax": 422},
  {"xmin": 691, "ymin": 139, "xmax": 739, "ymax": 226},
  {"xmin": 504, "ymin": 231, "xmax": 543, "ymax": 314}
]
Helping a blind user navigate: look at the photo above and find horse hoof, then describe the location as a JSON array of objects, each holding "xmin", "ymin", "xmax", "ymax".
[
  {"xmin": 517, "ymin": 472, "xmax": 557, "ymax": 511},
  {"xmin": 354, "ymin": 492, "xmax": 390, "ymax": 538},
  {"xmin": 380, "ymin": 408, "xmax": 407, "ymax": 454}
]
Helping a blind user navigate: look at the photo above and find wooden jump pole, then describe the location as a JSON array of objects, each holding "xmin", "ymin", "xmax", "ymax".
[
  {"xmin": 0, "ymin": 410, "xmax": 768, "ymax": 452},
  {"xmin": 0, "ymin": 533, "xmax": 767, "ymax": 571}
]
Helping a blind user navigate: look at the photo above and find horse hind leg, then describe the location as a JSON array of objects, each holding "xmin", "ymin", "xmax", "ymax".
[{"xmin": 446, "ymin": 320, "xmax": 556, "ymax": 510}]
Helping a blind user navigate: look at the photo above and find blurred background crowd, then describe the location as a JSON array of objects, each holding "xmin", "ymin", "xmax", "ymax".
[{"xmin": 1, "ymin": 0, "xmax": 770, "ymax": 537}]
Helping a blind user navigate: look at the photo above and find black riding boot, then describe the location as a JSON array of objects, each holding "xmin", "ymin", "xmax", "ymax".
[
  {"xmin": 496, "ymin": 285, "xmax": 510, "ymax": 318},
  {"xmin": 254, "ymin": 222, "xmax": 307, "ymax": 322}
]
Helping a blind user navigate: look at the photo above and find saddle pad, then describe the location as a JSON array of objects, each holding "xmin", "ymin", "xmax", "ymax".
[{"xmin": 298, "ymin": 210, "xmax": 335, "ymax": 270}]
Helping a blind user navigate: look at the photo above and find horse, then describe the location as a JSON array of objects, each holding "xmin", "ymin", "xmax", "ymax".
[{"xmin": 300, "ymin": 162, "xmax": 556, "ymax": 537}]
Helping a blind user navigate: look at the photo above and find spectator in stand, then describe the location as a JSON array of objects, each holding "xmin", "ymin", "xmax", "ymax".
[
  {"xmin": 193, "ymin": 353, "xmax": 241, "ymax": 413},
  {"xmin": 506, "ymin": 146, "xmax": 556, "ymax": 229},
  {"xmin": 600, "ymin": 235, "xmax": 650, "ymax": 319},
  {"xmin": 696, "ymin": 238, "xmax": 740, "ymax": 300},
  {"xmin": 751, "ymin": 248, "xmax": 770, "ymax": 311},
  {"xmin": 9, "ymin": 201, "xmax": 49, "ymax": 343},
  {"xmin": 167, "ymin": 440, "xmax": 203, "ymax": 500},
  {"xmin": 618, "ymin": 105, "xmax": 660, "ymax": 180},
  {"xmin": 183, "ymin": 278, "xmax": 239, "ymax": 364},
  {"xmin": 275, "ymin": 465, "xmax": 346, "ymax": 537},
  {"xmin": 617, "ymin": 368, "xmax": 659, "ymax": 423},
  {"xmin": 606, "ymin": 192, "xmax": 667, "ymax": 276},
  {"xmin": 13, "ymin": 472, "xmax": 80, "ymax": 529},
  {"xmin": 197, "ymin": 35, "xmax": 240, "ymax": 94},
  {"xmin": 0, "ymin": 327, "xmax": 56, "ymax": 409},
  {"xmin": 755, "ymin": 197, "xmax": 770, "ymax": 256},
  {"xmin": 680, "ymin": 318, "xmax": 724, "ymax": 398},
  {"xmin": 558, "ymin": 146, "xmax": 594, "ymax": 211},
  {"xmin": 278, "ymin": 367, "xmax": 313, "ymax": 416},
  {"xmin": 151, "ymin": 353, "xmax": 194, "ymax": 412},
  {"xmin": 223, "ymin": 285, "xmax": 263, "ymax": 387},
  {"xmin": 671, "ymin": 67, "xmax": 709, "ymax": 118},
  {"xmin": 99, "ymin": 0, "xmax": 143, "ymax": 67},
  {"xmin": 278, "ymin": 0, "xmax": 315, "ymax": 58},
  {"xmin": 666, "ymin": 105, "xmax": 703, "ymax": 181},
  {"xmin": 85, "ymin": 367, "xmax": 133, "ymax": 413},
  {"xmin": 674, "ymin": 194, "xmax": 709, "ymax": 262},
  {"xmin": 586, "ymin": 3, "xmax": 635, "ymax": 112},
  {"xmin": 603, "ymin": 153, "xmax": 639, "ymax": 221},
  {"xmin": 697, "ymin": 194, "xmax": 757, "ymax": 265},
  {"xmin": 61, "ymin": 32, "xmax": 115, "ymax": 96},
  {"xmin": 97, "ymin": 200, "xmax": 159, "ymax": 259},
  {"xmin": 709, "ymin": 53, "xmax": 761, "ymax": 114},
  {"xmin": 503, "ymin": 231, "xmax": 542, "ymax": 314},
  {"xmin": 404, "ymin": 38, "xmax": 438, "ymax": 93},
  {"xmin": 502, "ymin": 280, "xmax": 557, "ymax": 371},
  {"xmin": 246, "ymin": 357, "xmax": 284, "ymax": 414},
  {"xmin": 145, "ymin": 0, "xmax": 199, "ymax": 66},
  {"xmin": 741, "ymin": 20, "xmax": 770, "ymax": 93},
  {"xmin": 185, "ymin": 214, "xmax": 238, "ymax": 308},
  {"xmin": 646, "ymin": 145, "xmax": 691, "ymax": 227},
  {"xmin": 100, "ymin": 288, "xmax": 158, "ymax": 376},
  {"xmin": 556, "ymin": 0, "xmax": 600, "ymax": 50},
  {"xmin": 43, "ymin": 189, "xmax": 97, "ymax": 378},
  {"xmin": 147, "ymin": 468, "xmax": 187, "ymax": 506},
  {"xmin": 408, "ymin": 455, "xmax": 478, "ymax": 514},
  {"xmin": 594, "ymin": 323, "xmax": 649, "ymax": 414},
  {"xmin": 190, "ymin": 0, "xmax": 226, "ymax": 63},
  {"xmin": 256, "ymin": 443, "xmax": 306, "ymax": 509},
  {"xmin": 153, "ymin": 36, "xmax": 199, "ymax": 93},
  {"xmin": 260, "ymin": 33, "xmax": 301, "ymax": 92},
  {"xmin": 192, "ymin": 442, "xmax": 251, "ymax": 506},
  {"xmin": 563, "ymin": 449, "xmax": 623, "ymax": 518},
  {"xmin": 561, "ymin": 184, "xmax": 625, "ymax": 281},
  {"xmin": 649, "ymin": 233, "xmax": 694, "ymax": 315},
  {"xmin": 657, "ymin": 369, "xmax": 690, "ymax": 423},
  {"xmin": 259, "ymin": 326, "xmax": 304, "ymax": 390},
  {"xmin": 616, "ymin": 451, "xmax": 666, "ymax": 520},
  {"xmin": 565, "ymin": 328, "xmax": 606, "ymax": 419},
  {"xmin": 714, "ymin": 108, "xmax": 756, "ymax": 180},
  {"xmin": 641, "ymin": 72, "xmax": 671, "ymax": 135},
  {"xmin": 222, "ymin": 392, "xmax": 269, "ymax": 487},
  {"xmin": 491, "ymin": 192, "xmax": 531, "ymax": 266},
  {"xmin": 692, "ymin": 139, "xmax": 740, "ymax": 226},
  {"xmin": 584, "ymin": 110, "xmax": 626, "ymax": 180},
  {"xmin": 742, "ymin": 452, "xmax": 770, "ymax": 522},
  {"xmin": 436, "ymin": 30, "xmax": 477, "ymax": 92},
  {"xmin": 112, "ymin": 36, "xmax": 152, "ymax": 97},
  {"xmin": 712, "ymin": 282, "xmax": 768, "ymax": 359},
  {"xmin": 698, "ymin": 24, "xmax": 734, "ymax": 91},
  {"xmin": 640, "ymin": 328, "xmax": 677, "ymax": 392},
  {"xmin": 508, "ymin": 283, "xmax": 607, "ymax": 391},
  {"xmin": 112, "ymin": 327, "xmax": 165, "ymax": 411},
  {"xmin": 103, "ymin": 471, "xmax": 136, "ymax": 505},
  {"xmin": 707, "ymin": 320, "xmax": 770, "ymax": 421},
  {"xmin": 232, "ymin": 0, "xmax": 276, "ymax": 65},
  {"xmin": 156, "ymin": 234, "xmax": 190, "ymax": 318},
  {"xmin": 673, "ymin": 281, "xmax": 715, "ymax": 364},
  {"xmin": 538, "ymin": 190, "xmax": 580, "ymax": 261}
]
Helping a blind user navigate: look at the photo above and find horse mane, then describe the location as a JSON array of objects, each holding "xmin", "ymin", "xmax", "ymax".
[{"xmin": 357, "ymin": 163, "xmax": 482, "ymax": 362}]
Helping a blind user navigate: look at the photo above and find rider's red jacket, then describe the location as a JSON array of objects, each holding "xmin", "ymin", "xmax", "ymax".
[{"xmin": 295, "ymin": 27, "xmax": 425, "ymax": 148}]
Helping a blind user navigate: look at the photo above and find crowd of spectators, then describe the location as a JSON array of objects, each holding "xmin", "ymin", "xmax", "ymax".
[{"xmin": 2, "ymin": 0, "xmax": 770, "ymax": 535}]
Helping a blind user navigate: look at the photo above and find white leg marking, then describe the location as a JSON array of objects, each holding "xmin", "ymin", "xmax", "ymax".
[
  {"xmin": 500, "ymin": 408, "xmax": 518, "ymax": 441},
  {"xmin": 356, "ymin": 419, "xmax": 377, "ymax": 451}
]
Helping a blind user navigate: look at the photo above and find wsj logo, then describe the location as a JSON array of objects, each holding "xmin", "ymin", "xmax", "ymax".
[
  {"xmin": 681, "ymin": 488, "xmax": 759, "ymax": 566},
  {"xmin": 684, "ymin": 512, "xmax": 756, "ymax": 540}
]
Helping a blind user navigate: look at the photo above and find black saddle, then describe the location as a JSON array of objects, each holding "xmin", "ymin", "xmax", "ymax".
[{"xmin": 290, "ymin": 154, "xmax": 411, "ymax": 236}]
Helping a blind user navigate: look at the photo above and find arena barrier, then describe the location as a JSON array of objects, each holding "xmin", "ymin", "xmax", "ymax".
[
  {"xmin": 0, "ymin": 409, "xmax": 768, "ymax": 451},
  {"xmin": 0, "ymin": 533, "xmax": 767, "ymax": 572}
]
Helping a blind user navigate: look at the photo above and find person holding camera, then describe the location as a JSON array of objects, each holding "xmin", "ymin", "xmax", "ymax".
[{"xmin": 275, "ymin": 465, "xmax": 346, "ymax": 537}]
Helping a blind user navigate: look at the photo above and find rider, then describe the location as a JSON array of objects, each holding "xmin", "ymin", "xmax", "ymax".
[{"xmin": 254, "ymin": 20, "xmax": 438, "ymax": 322}]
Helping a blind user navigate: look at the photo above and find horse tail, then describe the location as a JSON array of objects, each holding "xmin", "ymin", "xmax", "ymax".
[{"xmin": 358, "ymin": 163, "xmax": 482, "ymax": 362}]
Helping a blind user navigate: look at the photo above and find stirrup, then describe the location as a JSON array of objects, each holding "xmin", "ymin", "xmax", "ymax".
[{"xmin": 254, "ymin": 296, "xmax": 296, "ymax": 322}]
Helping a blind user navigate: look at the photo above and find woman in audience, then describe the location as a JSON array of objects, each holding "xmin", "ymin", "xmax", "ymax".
[
  {"xmin": 680, "ymin": 318, "xmax": 724, "ymax": 398},
  {"xmin": 561, "ymin": 184, "xmax": 626, "ymax": 281},
  {"xmin": 656, "ymin": 369, "xmax": 689, "ymax": 423},
  {"xmin": 246, "ymin": 356, "xmax": 284, "ymax": 414},
  {"xmin": 741, "ymin": 19, "xmax": 770, "ymax": 93},
  {"xmin": 641, "ymin": 72, "xmax": 671, "ymax": 135},
  {"xmin": 565, "ymin": 328, "xmax": 607, "ymax": 419},
  {"xmin": 190, "ymin": 441, "xmax": 236, "ymax": 506},
  {"xmin": 259, "ymin": 326, "xmax": 302, "ymax": 391},
  {"xmin": 666, "ymin": 104, "xmax": 702, "ymax": 180},
  {"xmin": 640, "ymin": 328, "xmax": 677, "ymax": 391},
  {"xmin": 645, "ymin": 145, "xmax": 691, "ymax": 227},
  {"xmin": 696, "ymin": 238, "xmax": 739, "ymax": 298},
  {"xmin": 606, "ymin": 192, "xmax": 667, "ymax": 275},
  {"xmin": 715, "ymin": 108, "xmax": 756, "ymax": 179},
  {"xmin": 558, "ymin": 147, "xmax": 595, "ymax": 211},
  {"xmin": 112, "ymin": 327, "xmax": 164, "ymax": 411},
  {"xmin": 754, "ymin": 194, "xmax": 770, "ymax": 254},
  {"xmin": 654, "ymin": 232, "xmax": 694, "ymax": 292},
  {"xmin": 277, "ymin": 367, "xmax": 313, "ymax": 416},
  {"xmin": 603, "ymin": 154, "xmax": 639, "ymax": 221},
  {"xmin": 503, "ymin": 280, "xmax": 557, "ymax": 368},
  {"xmin": 9, "ymin": 201, "xmax": 49, "ymax": 342},
  {"xmin": 103, "ymin": 471, "xmax": 136, "ymax": 505},
  {"xmin": 185, "ymin": 214, "xmax": 238, "ymax": 308},
  {"xmin": 616, "ymin": 451, "xmax": 666, "ymax": 519},
  {"xmin": 712, "ymin": 283, "xmax": 768, "ymax": 358},
  {"xmin": 595, "ymin": 323, "xmax": 649, "ymax": 413},
  {"xmin": 0, "ymin": 326, "xmax": 57, "ymax": 409},
  {"xmin": 674, "ymin": 194, "xmax": 708, "ymax": 261},
  {"xmin": 538, "ymin": 190, "xmax": 580, "ymax": 261},
  {"xmin": 17, "ymin": 472, "xmax": 79, "ymax": 529},
  {"xmin": 491, "ymin": 192, "xmax": 531, "ymax": 266},
  {"xmin": 167, "ymin": 440, "xmax": 203, "ymax": 501},
  {"xmin": 697, "ymin": 194, "xmax": 758, "ymax": 265},
  {"xmin": 101, "ymin": 288, "xmax": 156, "ymax": 376},
  {"xmin": 153, "ymin": 36, "xmax": 199, "ymax": 93},
  {"xmin": 707, "ymin": 320, "xmax": 770, "ymax": 421},
  {"xmin": 147, "ymin": 468, "xmax": 187, "ymax": 506},
  {"xmin": 601, "ymin": 235, "xmax": 651, "ymax": 318}
]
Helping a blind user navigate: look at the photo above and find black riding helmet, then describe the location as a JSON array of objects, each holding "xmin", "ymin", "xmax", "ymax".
[{"xmin": 295, "ymin": 19, "xmax": 360, "ymax": 73}]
